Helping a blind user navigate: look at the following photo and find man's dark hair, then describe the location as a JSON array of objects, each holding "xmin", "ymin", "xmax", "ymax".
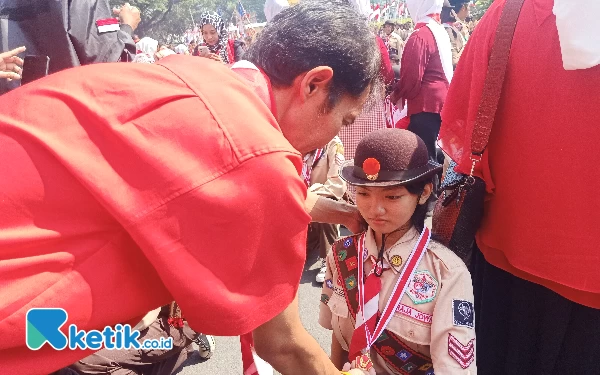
[{"xmin": 245, "ymin": 1, "xmax": 381, "ymax": 109}]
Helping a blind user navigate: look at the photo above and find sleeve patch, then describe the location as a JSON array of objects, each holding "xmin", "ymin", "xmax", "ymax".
[
  {"xmin": 448, "ymin": 333, "xmax": 475, "ymax": 369},
  {"xmin": 452, "ymin": 299, "xmax": 474, "ymax": 329}
]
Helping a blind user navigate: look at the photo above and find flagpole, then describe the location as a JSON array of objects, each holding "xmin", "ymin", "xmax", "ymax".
[{"xmin": 188, "ymin": 7, "xmax": 197, "ymax": 42}]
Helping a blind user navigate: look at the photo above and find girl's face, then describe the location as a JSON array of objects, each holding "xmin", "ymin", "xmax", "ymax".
[
  {"xmin": 202, "ymin": 24, "xmax": 219, "ymax": 46},
  {"xmin": 355, "ymin": 184, "xmax": 431, "ymax": 235}
]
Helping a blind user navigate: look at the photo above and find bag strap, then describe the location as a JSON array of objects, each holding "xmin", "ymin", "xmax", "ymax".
[{"xmin": 471, "ymin": 0, "xmax": 527, "ymax": 156}]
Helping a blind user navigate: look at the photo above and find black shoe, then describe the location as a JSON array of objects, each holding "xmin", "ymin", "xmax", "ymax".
[{"xmin": 194, "ymin": 334, "xmax": 216, "ymax": 360}]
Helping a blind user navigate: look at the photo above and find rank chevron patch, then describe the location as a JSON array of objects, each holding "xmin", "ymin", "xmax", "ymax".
[{"xmin": 448, "ymin": 333, "xmax": 475, "ymax": 369}]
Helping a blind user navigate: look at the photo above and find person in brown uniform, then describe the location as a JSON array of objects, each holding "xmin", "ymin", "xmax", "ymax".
[
  {"xmin": 304, "ymin": 136, "xmax": 347, "ymax": 283},
  {"xmin": 441, "ymin": 0, "xmax": 470, "ymax": 69},
  {"xmin": 382, "ymin": 20, "xmax": 405, "ymax": 59},
  {"xmin": 319, "ymin": 129, "xmax": 476, "ymax": 374}
]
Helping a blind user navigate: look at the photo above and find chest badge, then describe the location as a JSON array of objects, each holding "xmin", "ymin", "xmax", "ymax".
[
  {"xmin": 406, "ymin": 270, "xmax": 438, "ymax": 305},
  {"xmin": 390, "ymin": 255, "xmax": 403, "ymax": 267}
]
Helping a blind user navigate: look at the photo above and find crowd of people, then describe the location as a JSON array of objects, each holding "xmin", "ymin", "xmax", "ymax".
[
  {"xmin": 131, "ymin": 13, "xmax": 250, "ymax": 65},
  {"xmin": 0, "ymin": 0, "xmax": 599, "ymax": 374}
]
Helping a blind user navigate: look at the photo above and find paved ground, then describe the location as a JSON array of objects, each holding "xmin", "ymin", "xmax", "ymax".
[{"xmin": 175, "ymin": 247, "xmax": 332, "ymax": 375}]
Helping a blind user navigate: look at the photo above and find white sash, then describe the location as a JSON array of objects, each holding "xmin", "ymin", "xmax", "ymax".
[{"xmin": 424, "ymin": 17, "xmax": 453, "ymax": 84}]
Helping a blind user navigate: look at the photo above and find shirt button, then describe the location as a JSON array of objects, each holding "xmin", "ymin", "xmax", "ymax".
[{"xmin": 408, "ymin": 330, "xmax": 415, "ymax": 337}]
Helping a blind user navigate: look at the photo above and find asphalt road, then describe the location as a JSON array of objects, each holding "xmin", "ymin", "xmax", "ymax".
[{"xmin": 175, "ymin": 247, "xmax": 332, "ymax": 375}]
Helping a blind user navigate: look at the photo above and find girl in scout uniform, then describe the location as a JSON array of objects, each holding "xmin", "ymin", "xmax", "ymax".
[{"xmin": 319, "ymin": 129, "xmax": 476, "ymax": 375}]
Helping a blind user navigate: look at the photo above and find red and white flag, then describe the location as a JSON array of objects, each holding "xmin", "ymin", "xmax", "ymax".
[{"xmin": 96, "ymin": 18, "xmax": 120, "ymax": 33}]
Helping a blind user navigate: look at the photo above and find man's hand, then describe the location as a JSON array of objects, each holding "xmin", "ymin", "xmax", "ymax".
[
  {"xmin": 306, "ymin": 192, "xmax": 367, "ymax": 233},
  {"xmin": 343, "ymin": 204, "xmax": 367, "ymax": 234},
  {"xmin": 0, "ymin": 46, "xmax": 26, "ymax": 81},
  {"xmin": 113, "ymin": 3, "xmax": 141, "ymax": 31}
]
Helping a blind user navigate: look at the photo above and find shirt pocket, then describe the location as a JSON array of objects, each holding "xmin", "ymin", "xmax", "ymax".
[
  {"xmin": 328, "ymin": 294, "xmax": 349, "ymax": 318},
  {"xmin": 386, "ymin": 314, "xmax": 431, "ymax": 346}
]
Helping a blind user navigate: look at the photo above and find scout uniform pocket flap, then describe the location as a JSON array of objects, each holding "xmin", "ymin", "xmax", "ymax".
[
  {"xmin": 328, "ymin": 294, "xmax": 349, "ymax": 318},
  {"xmin": 387, "ymin": 313, "xmax": 431, "ymax": 346}
]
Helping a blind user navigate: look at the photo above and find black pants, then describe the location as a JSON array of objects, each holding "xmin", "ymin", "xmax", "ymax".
[
  {"xmin": 407, "ymin": 112, "xmax": 441, "ymax": 162},
  {"xmin": 472, "ymin": 248, "xmax": 600, "ymax": 375},
  {"xmin": 306, "ymin": 222, "xmax": 339, "ymax": 259},
  {"xmin": 408, "ymin": 112, "xmax": 442, "ymax": 208}
]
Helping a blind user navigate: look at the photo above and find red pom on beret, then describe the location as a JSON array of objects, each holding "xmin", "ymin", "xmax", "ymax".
[{"xmin": 363, "ymin": 158, "xmax": 381, "ymax": 176}]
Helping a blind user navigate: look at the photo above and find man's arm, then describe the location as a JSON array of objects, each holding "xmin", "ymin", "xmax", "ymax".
[
  {"xmin": 253, "ymin": 294, "xmax": 340, "ymax": 374},
  {"xmin": 68, "ymin": 1, "xmax": 140, "ymax": 64},
  {"xmin": 391, "ymin": 31, "xmax": 429, "ymax": 105},
  {"xmin": 306, "ymin": 191, "xmax": 366, "ymax": 234}
]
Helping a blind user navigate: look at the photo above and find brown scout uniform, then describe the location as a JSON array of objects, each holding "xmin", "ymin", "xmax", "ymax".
[
  {"xmin": 319, "ymin": 227, "xmax": 476, "ymax": 374},
  {"xmin": 444, "ymin": 23, "xmax": 467, "ymax": 69},
  {"xmin": 305, "ymin": 136, "xmax": 346, "ymax": 201},
  {"xmin": 305, "ymin": 136, "xmax": 347, "ymax": 258},
  {"xmin": 386, "ymin": 32, "xmax": 406, "ymax": 58}
]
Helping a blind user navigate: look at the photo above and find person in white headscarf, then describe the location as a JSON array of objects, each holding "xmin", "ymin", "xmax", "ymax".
[
  {"xmin": 133, "ymin": 37, "xmax": 159, "ymax": 64},
  {"xmin": 174, "ymin": 44, "xmax": 189, "ymax": 55},
  {"xmin": 391, "ymin": 0, "xmax": 452, "ymax": 166}
]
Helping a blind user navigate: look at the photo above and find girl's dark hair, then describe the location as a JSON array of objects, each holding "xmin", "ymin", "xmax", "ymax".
[
  {"xmin": 404, "ymin": 177, "xmax": 435, "ymax": 232},
  {"xmin": 441, "ymin": 7, "xmax": 457, "ymax": 24}
]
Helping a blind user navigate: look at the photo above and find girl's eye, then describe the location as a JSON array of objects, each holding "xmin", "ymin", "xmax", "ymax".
[{"xmin": 387, "ymin": 195, "xmax": 402, "ymax": 200}]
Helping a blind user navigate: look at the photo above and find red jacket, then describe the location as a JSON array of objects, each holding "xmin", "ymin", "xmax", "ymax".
[
  {"xmin": 0, "ymin": 56, "xmax": 310, "ymax": 373},
  {"xmin": 439, "ymin": 0, "xmax": 600, "ymax": 308}
]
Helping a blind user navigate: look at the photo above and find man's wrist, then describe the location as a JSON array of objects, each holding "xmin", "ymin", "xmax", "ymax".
[
  {"xmin": 119, "ymin": 23, "xmax": 134, "ymax": 36},
  {"xmin": 339, "ymin": 201, "xmax": 358, "ymax": 226}
]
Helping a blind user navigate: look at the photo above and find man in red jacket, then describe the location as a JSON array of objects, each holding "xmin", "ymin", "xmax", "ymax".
[{"xmin": 0, "ymin": 3, "xmax": 380, "ymax": 374}]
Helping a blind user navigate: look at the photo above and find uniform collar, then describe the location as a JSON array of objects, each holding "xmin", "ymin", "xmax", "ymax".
[{"xmin": 365, "ymin": 226, "xmax": 420, "ymax": 273}]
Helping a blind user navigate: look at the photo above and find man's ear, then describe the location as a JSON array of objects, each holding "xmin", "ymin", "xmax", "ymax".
[
  {"xmin": 297, "ymin": 66, "xmax": 334, "ymax": 102},
  {"xmin": 419, "ymin": 183, "xmax": 433, "ymax": 205}
]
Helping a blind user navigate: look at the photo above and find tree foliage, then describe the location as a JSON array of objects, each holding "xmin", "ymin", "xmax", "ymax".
[
  {"xmin": 471, "ymin": 0, "xmax": 493, "ymax": 19},
  {"xmin": 110, "ymin": 0, "xmax": 266, "ymax": 43}
]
